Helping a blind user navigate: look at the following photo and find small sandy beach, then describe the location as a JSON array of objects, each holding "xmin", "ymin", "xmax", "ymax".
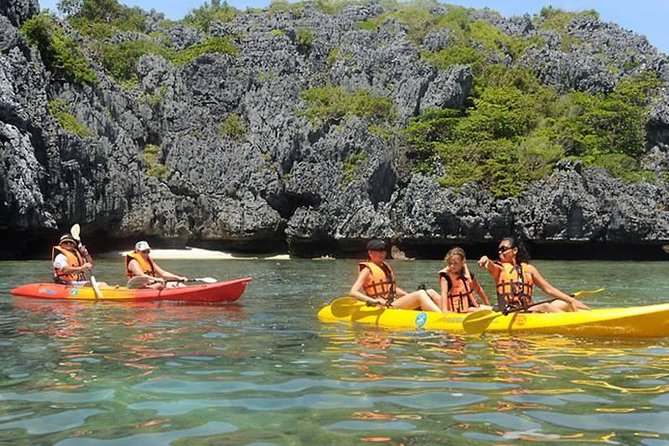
[{"xmin": 98, "ymin": 246, "xmax": 291, "ymax": 260}]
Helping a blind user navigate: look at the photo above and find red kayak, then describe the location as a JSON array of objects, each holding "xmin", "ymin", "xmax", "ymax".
[{"xmin": 10, "ymin": 278, "xmax": 252, "ymax": 303}]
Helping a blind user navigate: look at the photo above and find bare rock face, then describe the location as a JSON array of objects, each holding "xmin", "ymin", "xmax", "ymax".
[
  {"xmin": 1, "ymin": 0, "xmax": 669, "ymax": 259},
  {"xmin": 0, "ymin": 0, "xmax": 38, "ymax": 28}
]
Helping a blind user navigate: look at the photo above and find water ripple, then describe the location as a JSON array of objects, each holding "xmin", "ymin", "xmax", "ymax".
[
  {"xmin": 55, "ymin": 421, "xmax": 238, "ymax": 446},
  {"xmin": 0, "ymin": 409, "xmax": 103, "ymax": 434}
]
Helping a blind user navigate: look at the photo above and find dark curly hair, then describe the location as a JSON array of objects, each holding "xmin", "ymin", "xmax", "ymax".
[{"xmin": 502, "ymin": 236, "xmax": 531, "ymax": 264}]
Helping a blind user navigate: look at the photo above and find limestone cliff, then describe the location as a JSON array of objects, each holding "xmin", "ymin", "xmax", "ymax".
[{"xmin": 1, "ymin": 0, "xmax": 668, "ymax": 259}]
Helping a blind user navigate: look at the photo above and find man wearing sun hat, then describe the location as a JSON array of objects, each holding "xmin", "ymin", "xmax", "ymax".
[
  {"xmin": 52, "ymin": 233, "xmax": 93, "ymax": 285},
  {"xmin": 125, "ymin": 241, "xmax": 187, "ymax": 288}
]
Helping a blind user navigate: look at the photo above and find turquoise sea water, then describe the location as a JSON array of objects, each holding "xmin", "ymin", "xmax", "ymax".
[{"xmin": 1, "ymin": 259, "xmax": 668, "ymax": 445}]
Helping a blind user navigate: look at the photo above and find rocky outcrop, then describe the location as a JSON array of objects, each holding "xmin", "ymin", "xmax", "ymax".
[{"xmin": 1, "ymin": 1, "xmax": 669, "ymax": 259}]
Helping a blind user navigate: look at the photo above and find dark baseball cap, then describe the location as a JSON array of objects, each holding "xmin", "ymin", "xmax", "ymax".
[{"xmin": 366, "ymin": 239, "xmax": 387, "ymax": 251}]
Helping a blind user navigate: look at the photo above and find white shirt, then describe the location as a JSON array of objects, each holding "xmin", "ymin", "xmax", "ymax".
[{"xmin": 53, "ymin": 253, "xmax": 70, "ymax": 271}]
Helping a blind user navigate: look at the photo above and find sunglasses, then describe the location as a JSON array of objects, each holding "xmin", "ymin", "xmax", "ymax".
[
  {"xmin": 141, "ymin": 249, "xmax": 151, "ymax": 254},
  {"xmin": 497, "ymin": 245, "xmax": 513, "ymax": 253}
]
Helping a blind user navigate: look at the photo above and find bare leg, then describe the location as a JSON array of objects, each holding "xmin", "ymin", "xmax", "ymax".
[
  {"xmin": 426, "ymin": 289, "xmax": 442, "ymax": 308},
  {"xmin": 391, "ymin": 290, "xmax": 442, "ymax": 313},
  {"xmin": 528, "ymin": 302, "xmax": 564, "ymax": 313}
]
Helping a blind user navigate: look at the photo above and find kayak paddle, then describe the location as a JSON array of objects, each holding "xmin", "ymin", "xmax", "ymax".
[
  {"xmin": 70, "ymin": 223, "xmax": 81, "ymax": 242},
  {"xmin": 70, "ymin": 223, "xmax": 103, "ymax": 299},
  {"xmin": 462, "ymin": 288, "xmax": 606, "ymax": 332},
  {"xmin": 127, "ymin": 276, "xmax": 218, "ymax": 289},
  {"xmin": 328, "ymin": 297, "xmax": 364, "ymax": 317},
  {"xmin": 90, "ymin": 275, "xmax": 104, "ymax": 299}
]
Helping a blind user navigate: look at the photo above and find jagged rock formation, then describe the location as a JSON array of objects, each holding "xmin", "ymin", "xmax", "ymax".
[{"xmin": 1, "ymin": 0, "xmax": 668, "ymax": 259}]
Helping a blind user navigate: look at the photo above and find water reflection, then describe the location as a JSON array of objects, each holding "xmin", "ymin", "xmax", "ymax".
[
  {"xmin": 318, "ymin": 326, "xmax": 669, "ymax": 445},
  {"xmin": 1, "ymin": 259, "xmax": 669, "ymax": 445}
]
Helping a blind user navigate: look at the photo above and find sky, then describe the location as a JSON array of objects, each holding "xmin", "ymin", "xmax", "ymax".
[{"xmin": 37, "ymin": 0, "xmax": 669, "ymax": 55}]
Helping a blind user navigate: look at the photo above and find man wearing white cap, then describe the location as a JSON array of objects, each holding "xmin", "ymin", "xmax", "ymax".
[
  {"xmin": 125, "ymin": 241, "xmax": 187, "ymax": 288},
  {"xmin": 52, "ymin": 233, "xmax": 94, "ymax": 285}
]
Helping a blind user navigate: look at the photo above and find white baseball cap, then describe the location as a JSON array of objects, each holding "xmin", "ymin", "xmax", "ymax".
[{"xmin": 135, "ymin": 241, "xmax": 151, "ymax": 252}]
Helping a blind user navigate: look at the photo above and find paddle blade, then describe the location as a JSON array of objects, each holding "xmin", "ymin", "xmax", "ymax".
[
  {"xmin": 463, "ymin": 309, "xmax": 498, "ymax": 324},
  {"xmin": 571, "ymin": 288, "xmax": 605, "ymax": 298},
  {"xmin": 663, "ymin": 244, "xmax": 669, "ymax": 254},
  {"xmin": 329, "ymin": 297, "xmax": 363, "ymax": 317},
  {"xmin": 127, "ymin": 276, "xmax": 155, "ymax": 289},
  {"xmin": 193, "ymin": 277, "xmax": 217, "ymax": 284},
  {"xmin": 70, "ymin": 224, "xmax": 81, "ymax": 241},
  {"xmin": 462, "ymin": 309, "xmax": 502, "ymax": 334}
]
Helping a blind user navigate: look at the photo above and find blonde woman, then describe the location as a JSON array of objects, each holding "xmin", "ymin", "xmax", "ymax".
[{"xmin": 438, "ymin": 247, "xmax": 490, "ymax": 312}]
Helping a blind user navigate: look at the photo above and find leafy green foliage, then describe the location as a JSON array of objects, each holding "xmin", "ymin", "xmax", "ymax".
[
  {"xmin": 300, "ymin": 86, "xmax": 394, "ymax": 125},
  {"xmin": 97, "ymin": 40, "xmax": 171, "ymax": 83},
  {"xmin": 296, "ymin": 27, "xmax": 315, "ymax": 52},
  {"xmin": 58, "ymin": 0, "xmax": 145, "ymax": 37},
  {"xmin": 21, "ymin": 13, "xmax": 97, "ymax": 85},
  {"xmin": 536, "ymin": 7, "xmax": 599, "ymax": 50},
  {"xmin": 220, "ymin": 113, "xmax": 248, "ymax": 140},
  {"xmin": 143, "ymin": 144, "xmax": 171, "ymax": 180},
  {"xmin": 48, "ymin": 99, "xmax": 94, "ymax": 137},
  {"xmin": 343, "ymin": 151, "xmax": 368, "ymax": 183},
  {"xmin": 404, "ymin": 69, "xmax": 660, "ymax": 196},
  {"xmin": 182, "ymin": 0, "xmax": 238, "ymax": 32},
  {"xmin": 172, "ymin": 37, "xmax": 239, "ymax": 65},
  {"xmin": 97, "ymin": 36, "xmax": 238, "ymax": 83}
]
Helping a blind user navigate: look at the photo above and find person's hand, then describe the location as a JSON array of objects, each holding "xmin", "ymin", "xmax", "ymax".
[
  {"xmin": 82, "ymin": 262, "xmax": 93, "ymax": 271},
  {"xmin": 569, "ymin": 298, "xmax": 589, "ymax": 311},
  {"xmin": 477, "ymin": 256, "xmax": 490, "ymax": 268},
  {"xmin": 179, "ymin": 276, "xmax": 188, "ymax": 282},
  {"xmin": 370, "ymin": 297, "xmax": 385, "ymax": 307},
  {"xmin": 79, "ymin": 244, "xmax": 90, "ymax": 257}
]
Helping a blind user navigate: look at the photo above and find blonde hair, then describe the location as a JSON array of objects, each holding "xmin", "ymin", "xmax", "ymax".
[{"xmin": 445, "ymin": 247, "xmax": 466, "ymax": 263}]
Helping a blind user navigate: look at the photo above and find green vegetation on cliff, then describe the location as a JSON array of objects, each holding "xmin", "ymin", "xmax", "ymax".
[
  {"xmin": 48, "ymin": 99, "xmax": 95, "ymax": 137},
  {"xmin": 404, "ymin": 69, "xmax": 660, "ymax": 196},
  {"xmin": 143, "ymin": 144, "xmax": 171, "ymax": 180},
  {"xmin": 21, "ymin": 13, "xmax": 97, "ymax": 85},
  {"xmin": 20, "ymin": 0, "xmax": 661, "ymax": 198},
  {"xmin": 300, "ymin": 86, "xmax": 394, "ymax": 125}
]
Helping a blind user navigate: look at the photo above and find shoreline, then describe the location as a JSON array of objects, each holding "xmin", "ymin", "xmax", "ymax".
[{"xmin": 97, "ymin": 246, "xmax": 291, "ymax": 260}]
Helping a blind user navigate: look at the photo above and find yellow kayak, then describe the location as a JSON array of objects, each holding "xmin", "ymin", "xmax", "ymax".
[{"xmin": 318, "ymin": 297, "xmax": 669, "ymax": 338}]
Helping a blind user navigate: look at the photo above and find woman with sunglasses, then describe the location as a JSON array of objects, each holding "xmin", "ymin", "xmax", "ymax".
[
  {"xmin": 349, "ymin": 239, "xmax": 443, "ymax": 312},
  {"xmin": 477, "ymin": 237, "xmax": 588, "ymax": 313}
]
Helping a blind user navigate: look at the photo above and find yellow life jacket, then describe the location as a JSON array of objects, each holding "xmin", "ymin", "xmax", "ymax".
[
  {"xmin": 52, "ymin": 245, "xmax": 86, "ymax": 284},
  {"xmin": 359, "ymin": 261, "xmax": 396, "ymax": 302},
  {"xmin": 496, "ymin": 262, "xmax": 534, "ymax": 309},
  {"xmin": 438, "ymin": 268, "xmax": 479, "ymax": 313},
  {"xmin": 125, "ymin": 252, "xmax": 156, "ymax": 279}
]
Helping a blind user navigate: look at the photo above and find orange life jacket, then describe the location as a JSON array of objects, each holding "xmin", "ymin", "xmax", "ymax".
[
  {"xmin": 496, "ymin": 262, "xmax": 534, "ymax": 309},
  {"xmin": 438, "ymin": 268, "xmax": 479, "ymax": 313},
  {"xmin": 359, "ymin": 261, "xmax": 396, "ymax": 302},
  {"xmin": 125, "ymin": 252, "xmax": 156, "ymax": 279},
  {"xmin": 52, "ymin": 245, "xmax": 86, "ymax": 284}
]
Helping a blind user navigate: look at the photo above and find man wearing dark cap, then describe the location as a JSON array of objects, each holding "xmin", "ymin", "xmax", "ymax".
[
  {"xmin": 350, "ymin": 239, "xmax": 442, "ymax": 312},
  {"xmin": 52, "ymin": 233, "xmax": 93, "ymax": 285}
]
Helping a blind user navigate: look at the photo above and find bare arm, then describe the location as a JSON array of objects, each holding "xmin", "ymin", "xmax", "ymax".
[
  {"xmin": 61, "ymin": 263, "xmax": 92, "ymax": 275},
  {"xmin": 349, "ymin": 268, "xmax": 384, "ymax": 305},
  {"xmin": 529, "ymin": 265, "xmax": 588, "ymax": 310},
  {"xmin": 478, "ymin": 256, "xmax": 502, "ymax": 277},
  {"xmin": 471, "ymin": 276, "xmax": 490, "ymax": 305},
  {"xmin": 153, "ymin": 262, "xmax": 186, "ymax": 281},
  {"xmin": 439, "ymin": 276, "xmax": 449, "ymax": 312}
]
